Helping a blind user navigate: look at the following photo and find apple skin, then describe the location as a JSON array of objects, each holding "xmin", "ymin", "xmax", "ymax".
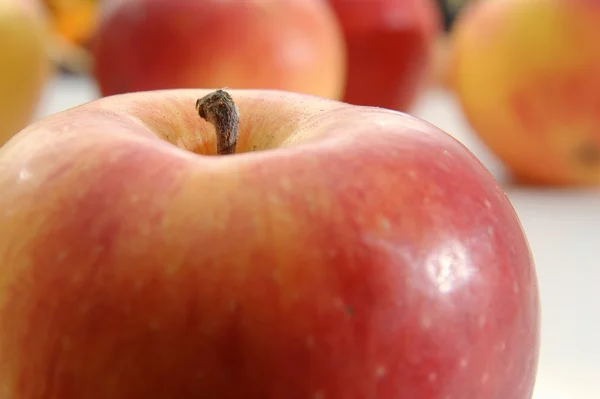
[
  {"xmin": 0, "ymin": 0, "xmax": 52, "ymax": 146},
  {"xmin": 327, "ymin": 0, "xmax": 442, "ymax": 111},
  {"xmin": 450, "ymin": 0, "xmax": 600, "ymax": 186},
  {"xmin": 0, "ymin": 89, "xmax": 539, "ymax": 398},
  {"xmin": 91, "ymin": 0, "xmax": 347, "ymax": 100}
]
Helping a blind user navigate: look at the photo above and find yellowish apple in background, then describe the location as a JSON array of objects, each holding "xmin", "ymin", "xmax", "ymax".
[
  {"xmin": 0, "ymin": 0, "xmax": 53, "ymax": 146},
  {"xmin": 450, "ymin": 0, "xmax": 600, "ymax": 186}
]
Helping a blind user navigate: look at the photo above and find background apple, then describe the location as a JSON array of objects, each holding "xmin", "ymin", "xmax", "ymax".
[
  {"xmin": 43, "ymin": 0, "xmax": 100, "ymax": 47},
  {"xmin": 327, "ymin": 0, "xmax": 442, "ymax": 111},
  {"xmin": 91, "ymin": 0, "xmax": 347, "ymax": 100},
  {"xmin": 449, "ymin": 0, "xmax": 600, "ymax": 186},
  {"xmin": 40, "ymin": 0, "xmax": 99, "ymax": 74},
  {"xmin": 0, "ymin": 88, "xmax": 539, "ymax": 398},
  {"xmin": 0, "ymin": 0, "xmax": 52, "ymax": 146}
]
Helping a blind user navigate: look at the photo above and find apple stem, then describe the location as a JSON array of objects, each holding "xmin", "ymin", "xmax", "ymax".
[{"xmin": 196, "ymin": 89, "xmax": 239, "ymax": 155}]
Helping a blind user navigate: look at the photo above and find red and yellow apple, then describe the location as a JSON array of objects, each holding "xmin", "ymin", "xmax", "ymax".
[
  {"xmin": 91, "ymin": 0, "xmax": 347, "ymax": 100},
  {"xmin": 0, "ymin": 0, "xmax": 53, "ymax": 146},
  {"xmin": 450, "ymin": 0, "xmax": 600, "ymax": 186},
  {"xmin": 0, "ymin": 88, "xmax": 540, "ymax": 398},
  {"xmin": 43, "ymin": 0, "xmax": 100, "ymax": 47},
  {"xmin": 40, "ymin": 0, "xmax": 99, "ymax": 74},
  {"xmin": 327, "ymin": 0, "xmax": 442, "ymax": 111}
]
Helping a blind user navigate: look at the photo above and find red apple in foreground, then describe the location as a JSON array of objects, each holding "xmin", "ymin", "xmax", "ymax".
[
  {"xmin": 328, "ymin": 0, "xmax": 442, "ymax": 111},
  {"xmin": 91, "ymin": 0, "xmax": 347, "ymax": 100},
  {"xmin": 0, "ymin": 89, "xmax": 539, "ymax": 398}
]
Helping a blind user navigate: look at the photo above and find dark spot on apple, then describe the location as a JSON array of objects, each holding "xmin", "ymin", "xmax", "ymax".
[
  {"xmin": 575, "ymin": 141, "xmax": 600, "ymax": 167},
  {"xmin": 345, "ymin": 305, "xmax": 355, "ymax": 316}
]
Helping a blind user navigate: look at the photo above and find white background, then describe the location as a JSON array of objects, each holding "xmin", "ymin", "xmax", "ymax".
[{"xmin": 35, "ymin": 75, "xmax": 600, "ymax": 399}]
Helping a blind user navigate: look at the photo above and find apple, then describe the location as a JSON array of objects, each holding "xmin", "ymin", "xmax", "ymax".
[
  {"xmin": 43, "ymin": 0, "xmax": 100, "ymax": 47},
  {"xmin": 327, "ymin": 0, "xmax": 442, "ymax": 111},
  {"xmin": 450, "ymin": 0, "xmax": 600, "ymax": 186},
  {"xmin": 0, "ymin": 88, "xmax": 540, "ymax": 398},
  {"xmin": 0, "ymin": 0, "xmax": 52, "ymax": 146},
  {"xmin": 91, "ymin": 0, "xmax": 347, "ymax": 100},
  {"xmin": 40, "ymin": 0, "xmax": 99, "ymax": 74}
]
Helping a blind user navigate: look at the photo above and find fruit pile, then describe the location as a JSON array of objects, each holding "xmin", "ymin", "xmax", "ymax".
[
  {"xmin": 3, "ymin": 0, "xmax": 596, "ymax": 186},
  {"xmin": 1, "ymin": 0, "xmax": 445, "ymax": 145},
  {"xmin": 4, "ymin": 0, "xmax": 597, "ymax": 397},
  {"xmin": 88, "ymin": 0, "xmax": 443, "ymax": 112}
]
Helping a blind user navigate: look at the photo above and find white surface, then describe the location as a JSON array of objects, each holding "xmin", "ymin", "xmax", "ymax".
[{"xmin": 34, "ymin": 75, "xmax": 600, "ymax": 399}]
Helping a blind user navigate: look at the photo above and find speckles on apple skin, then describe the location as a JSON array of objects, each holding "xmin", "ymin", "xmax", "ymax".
[
  {"xmin": 428, "ymin": 372, "xmax": 438, "ymax": 383},
  {"xmin": 478, "ymin": 315, "xmax": 487, "ymax": 329},
  {"xmin": 266, "ymin": 193, "xmax": 281, "ymax": 205},
  {"xmin": 375, "ymin": 366, "xmax": 386, "ymax": 378},
  {"xmin": 279, "ymin": 176, "xmax": 293, "ymax": 191},
  {"xmin": 480, "ymin": 372, "xmax": 490, "ymax": 385},
  {"xmin": 376, "ymin": 215, "xmax": 391, "ymax": 231},
  {"xmin": 496, "ymin": 341, "xmax": 507, "ymax": 353},
  {"xmin": 231, "ymin": 134, "xmax": 537, "ymax": 398},
  {"xmin": 420, "ymin": 315, "xmax": 433, "ymax": 330},
  {"xmin": 305, "ymin": 336, "xmax": 316, "ymax": 348},
  {"xmin": 57, "ymin": 249, "xmax": 69, "ymax": 262},
  {"xmin": 1, "ymin": 109, "xmax": 539, "ymax": 398},
  {"xmin": 513, "ymin": 281, "xmax": 520, "ymax": 293},
  {"xmin": 0, "ymin": 139, "xmax": 192, "ymax": 399}
]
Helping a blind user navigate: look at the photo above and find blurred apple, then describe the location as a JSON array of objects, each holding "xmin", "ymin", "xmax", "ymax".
[
  {"xmin": 450, "ymin": 0, "xmax": 600, "ymax": 186},
  {"xmin": 0, "ymin": 88, "xmax": 539, "ymax": 398},
  {"xmin": 43, "ymin": 0, "xmax": 100, "ymax": 46},
  {"xmin": 39, "ymin": 0, "xmax": 99, "ymax": 74},
  {"xmin": 91, "ymin": 0, "xmax": 347, "ymax": 100},
  {"xmin": 327, "ymin": 0, "xmax": 442, "ymax": 111},
  {"xmin": 0, "ymin": 0, "xmax": 52, "ymax": 146}
]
